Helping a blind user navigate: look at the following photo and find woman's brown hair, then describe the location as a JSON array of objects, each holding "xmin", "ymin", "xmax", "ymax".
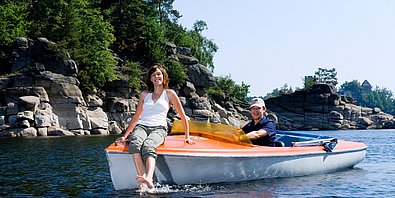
[{"xmin": 145, "ymin": 64, "xmax": 169, "ymax": 92}]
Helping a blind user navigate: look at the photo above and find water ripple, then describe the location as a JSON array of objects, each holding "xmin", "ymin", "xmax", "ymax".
[{"xmin": 1, "ymin": 130, "xmax": 394, "ymax": 197}]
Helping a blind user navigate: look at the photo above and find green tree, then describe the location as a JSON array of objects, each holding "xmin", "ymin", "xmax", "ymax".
[
  {"xmin": 101, "ymin": 0, "xmax": 218, "ymax": 69},
  {"xmin": 207, "ymin": 75, "xmax": 250, "ymax": 101},
  {"xmin": 264, "ymin": 84, "xmax": 293, "ymax": 99},
  {"xmin": 314, "ymin": 67, "xmax": 338, "ymax": 86},
  {"xmin": 0, "ymin": 0, "xmax": 221, "ymax": 95},
  {"xmin": 0, "ymin": 1, "xmax": 31, "ymax": 72},
  {"xmin": 29, "ymin": 0, "xmax": 78, "ymax": 44},
  {"xmin": 338, "ymin": 80, "xmax": 395, "ymax": 115},
  {"xmin": 175, "ymin": 20, "xmax": 218, "ymax": 70},
  {"xmin": 121, "ymin": 60, "xmax": 143, "ymax": 91},
  {"xmin": 338, "ymin": 80, "xmax": 363, "ymax": 102},
  {"xmin": 147, "ymin": 0, "xmax": 179, "ymax": 24},
  {"xmin": 361, "ymin": 87, "xmax": 395, "ymax": 114},
  {"xmin": 103, "ymin": 0, "xmax": 166, "ymax": 65},
  {"xmin": 0, "ymin": 2, "xmax": 31, "ymax": 45},
  {"xmin": 167, "ymin": 60, "xmax": 188, "ymax": 88},
  {"xmin": 29, "ymin": 0, "xmax": 118, "ymax": 91},
  {"xmin": 303, "ymin": 76, "xmax": 315, "ymax": 89}
]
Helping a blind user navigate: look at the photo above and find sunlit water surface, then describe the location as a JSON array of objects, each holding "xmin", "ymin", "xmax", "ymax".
[{"xmin": 0, "ymin": 129, "xmax": 394, "ymax": 197}]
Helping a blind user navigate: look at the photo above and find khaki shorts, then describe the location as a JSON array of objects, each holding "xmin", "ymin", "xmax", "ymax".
[{"xmin": 128, "ymin": 124, "xmax": 167, "ymax": 161}]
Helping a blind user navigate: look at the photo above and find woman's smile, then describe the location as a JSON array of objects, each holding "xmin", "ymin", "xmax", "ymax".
[{"xmin": 151, "ymin": 70, "xmax": 163, "ymax": 85}]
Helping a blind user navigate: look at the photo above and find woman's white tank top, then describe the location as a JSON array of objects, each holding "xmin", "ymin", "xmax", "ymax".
[{"xmin": 137, "ymin": 91, "xmax": 169, "ymax": 127}]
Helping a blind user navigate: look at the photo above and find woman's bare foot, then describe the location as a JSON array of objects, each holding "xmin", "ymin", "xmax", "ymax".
[
  {"xmin": 136, "ymin": 175, "xmax": 154, "ymax": 189},
  {"xmin": 135, "ymin": 183, "xmax": 148, "ymax": 193}
]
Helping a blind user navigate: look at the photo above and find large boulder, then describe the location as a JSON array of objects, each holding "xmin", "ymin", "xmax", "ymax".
[
  {"xmin": 187, "ymin": 64, "xmax": 214, "ymax": 88},
  {"xmin": 0, "ymin": 37, "xmax": 113, "ymax": 137},
  {"xmin": 11, "ymin": 37, "xmax": 78, "ymax": 76}
]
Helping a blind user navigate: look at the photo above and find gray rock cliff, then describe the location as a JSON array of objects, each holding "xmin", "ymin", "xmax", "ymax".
[
  {"xmin": 0, "ymin": 38, "xmax": 245, "ymax": 137},
  {"xmin": 265, "ymin": 84, "xmax": 395, "ymax": 130},
  {"xmin": 1, "ymin": 38, "xmax": 394, "ymax": 138}
]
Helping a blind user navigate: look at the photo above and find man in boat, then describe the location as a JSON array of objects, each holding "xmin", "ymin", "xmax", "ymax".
[{"xmin": 242, "ymin": 98, "xmax": 277, "ymax": 146}]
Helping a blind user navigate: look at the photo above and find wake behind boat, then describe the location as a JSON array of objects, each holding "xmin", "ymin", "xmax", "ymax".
[{"xmin": 105, "ymin": 120, "xmax": 367, "ymax": 190}]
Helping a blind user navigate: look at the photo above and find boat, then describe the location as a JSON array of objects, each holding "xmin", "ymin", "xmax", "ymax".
[{"xmin": 105, "ymin": 120, "xmax": 367, "ymax": 190}]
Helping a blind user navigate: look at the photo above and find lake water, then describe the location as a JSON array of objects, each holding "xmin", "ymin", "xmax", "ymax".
[{"xmin": 0, "ymin": 129, "xmax": 394, "ymax": 197}]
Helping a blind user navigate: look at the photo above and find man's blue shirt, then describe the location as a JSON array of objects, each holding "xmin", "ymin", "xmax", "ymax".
[{"xmin": 242, "ymin": 116, "xmax": 277, "ymax": 146}]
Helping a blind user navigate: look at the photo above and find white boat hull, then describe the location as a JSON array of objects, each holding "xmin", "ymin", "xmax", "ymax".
[{"xmin": 106, "ymin": 146, "xmax": 366, "ymax": 190}]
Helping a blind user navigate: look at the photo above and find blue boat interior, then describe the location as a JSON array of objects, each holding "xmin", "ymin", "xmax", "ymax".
[{"xmin": 275, "ymin": 131, "xmax": 334, "ymax": 147}]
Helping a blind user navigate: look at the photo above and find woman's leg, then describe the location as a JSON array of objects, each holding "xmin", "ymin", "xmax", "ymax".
[
  {"xmin": 139, "ymin": 126, "xmax": 167, "ymax": 189},
  {"xmin": 136, "ymin": 156, "xmax": 155, "ymax": 189},
  {"xmin": 132, "ymin": 153, "xmax": 145, "ymax": 177},
  {"xmin": 128, "ymin": 125, "xmax": 148, "ymax": 186},
  {"xmin": 133, "ymin": 153, "xmax": 149, "ymax": 192}
]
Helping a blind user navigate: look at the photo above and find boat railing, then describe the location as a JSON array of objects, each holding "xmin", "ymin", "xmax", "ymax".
[{"xmin": 292, "ymin": 138, "xmax": 338, "ymax": 152}]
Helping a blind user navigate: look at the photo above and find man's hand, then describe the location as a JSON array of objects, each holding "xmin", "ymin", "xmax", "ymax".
[{"xmin": 247, "ymin": 131, "xmax": 260, "ymax": 139}]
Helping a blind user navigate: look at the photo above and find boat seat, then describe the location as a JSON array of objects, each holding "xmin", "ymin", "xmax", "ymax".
[{"xmin": 274, "ymin": 141, "xmax": 285, "ymax": 147}]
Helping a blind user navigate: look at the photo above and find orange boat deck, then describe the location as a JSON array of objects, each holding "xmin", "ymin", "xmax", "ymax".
[{"xmin": 105, "ymin": 135, "xmax": 367, "ymax": 157}]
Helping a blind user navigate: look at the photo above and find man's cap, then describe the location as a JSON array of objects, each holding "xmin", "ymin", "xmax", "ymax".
[{"xmin": 249, "ymin": 98, "xmax": 266, "ymax": 109}]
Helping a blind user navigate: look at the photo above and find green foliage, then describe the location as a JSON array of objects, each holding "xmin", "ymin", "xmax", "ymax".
[
  {"xmin": 303, "ymin": 76, "xmax": 315, "ymax": 89},
  {"xmin": 301, "ymin": 67, "xmax": 338, "ymax": 91},
  {"xmin": 174, "ymin": 20, "xmax": 218, "ymax": 70},
  {"xmin": 103, "ymin": 0, "xmax": 166, "ymax": 64},
  {"xmin": 29, "ymin": 0, "xmax": 77, "ymax": 43},
  {"xmin": 78, "ymin": 49, "xmax": 118, "ymax": 91},
  {"xmin": 143, "ymin": 19, "xmax": 167, "ymax": 63},
  {"xmin": 28, "ymin": 0, "xmax": 118, "ymax": 91},
  {"xmin": 0, "ymin": 2, "xmax": 31, "ymax": 45},
  {"xmin": 73, "ymin": 2, "xmax": 118, "ymax": 91},
  {"xmin": 121, "ymin": 61, "xmax": 143, "ymax": 91},
  {"xmin": 338, "ymin": 80, "xmax": 363, "ymax": 102},
  {"xmin": 207, "ymin": 75, "xmax": 250, "ymax": 101},
  {"xmin": 0, "ymin": 1, "xmax": 31, "ymax": 67},
  {"xmin": 156, "ymin": 2, "xmax": 218, "ymax": 70},
  {"xmin": 314, "ymin": 67, "xmax": 338, "ymax": 86},
  {"xmin": 234, "ymin": 81, "xmax": 250, "ymax": 100},
  {"xmin": 360, "ymin": 87, "xmax": 395, "ymax": 114},
  {"xmin": 338, "ymin": 80, "xmax": 395, "ymax": 115},
  {"xmin": 0, "ymin": 0, "xmax": 220, "ymax": 94},
  {"xmin": 146, "ymin": 0, "xmax": 178, "ymax": 24},
  {"xmin": 167, "ymin": 60, "xmax": 188, "ymax": 88},
  {"xmin": 264, "ymin": 84, "xmax": 293, "ymax": 99}
]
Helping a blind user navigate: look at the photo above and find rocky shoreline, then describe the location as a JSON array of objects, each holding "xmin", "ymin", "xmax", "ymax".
[
  {"xmin": 0, "ymin": 37, "xmax": 249, "ymax": 137},
  {"xmin": 266, "ymin": 83, "xmax": 395, "ymax": 130},
  {"xmin": 1, "ymin": 37, "xmax": 394, "ymax": 138}
]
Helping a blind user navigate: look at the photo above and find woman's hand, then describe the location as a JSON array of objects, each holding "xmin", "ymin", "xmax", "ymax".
[
  {"xmin": 115, "ymin": 137, "xmax": 126, "ymax": 146},
  {"xmin": 184, "ymin": 138, "xmax": 195, "ymax": 144},
  {"xmin": 116, "ymin": 137, "xmax": 125, "ymax": 142}
]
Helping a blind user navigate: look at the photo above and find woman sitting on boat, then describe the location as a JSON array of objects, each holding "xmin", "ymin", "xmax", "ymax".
[
  {"xmin": 242, "ymin": 98, "xmax": 277, "ymax": 146},
  {"xmin": 119, "ymin": 64, "xmax": 194, "ymax": 190}
]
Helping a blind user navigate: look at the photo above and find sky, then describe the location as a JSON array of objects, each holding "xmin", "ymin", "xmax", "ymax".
[{"xmin": 173, "ymin": 0, "xmax": 395, "ymax": 97}]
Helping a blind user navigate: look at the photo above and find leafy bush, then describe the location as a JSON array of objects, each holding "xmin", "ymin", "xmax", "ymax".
[
  {"xmin": 0, "ymin": 2, "xmax": 31, "ymax": 45},
  {"xmin": 172, "ymin": 21, "xmax": 218, "ymax": 71},
  {"xmin": 0, "ymin": 2, "xmax": 31, "ymax": 71},
  {"xmin": 207, "ymin": 75, "xmax": 250, "ymax": 101},
  {"xmin": 167, "ymin": 60, "xmax": 188, "ymax": 88},
  {"xmin": 339, "ymin": 80, "xmax": 395, "ymax": 115},
  {"xmin": 27, "ymin": 0, "xmax": 118, "ymax": 91},
  {"xmin": 121, "ymin": 61, "xmax": 143, "ymax": 91},
  {"xmin": 264, "ymin": 84, "xmax": 294, "ymax": 99}
]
